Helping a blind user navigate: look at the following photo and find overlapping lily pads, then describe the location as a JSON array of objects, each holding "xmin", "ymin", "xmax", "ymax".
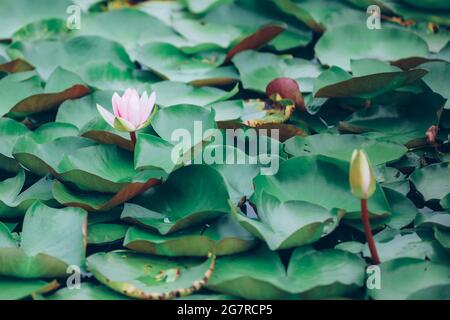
[
  {"xmin": 122, "ymin": 165, "xmax": 230, "ymax": 234},
  {"xmin": 1, "ymin": 0, "xmax": 450, "ymax": 301},
  {"xmin": 232, "ymin": 194, "xmax": 343, "ymax": 250},
  {"xmin": 124, "ymin": 215, "xmax": 257, "ymax": 257},
  {"xmin": 252, "ymin": 156, "xmax": 391, "ymax": 220},
  {"xmin": 0, "ymin": 202, "xmax": 87, "ymax": 278}
]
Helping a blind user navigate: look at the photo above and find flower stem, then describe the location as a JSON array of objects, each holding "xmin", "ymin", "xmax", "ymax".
[
  {"xmin": 130, "ymin": 131, "xmax": 137, "ymax": 149},
  {"xmin": 361, "ymin": 198, "xmax": 381, "ymax": 265}
]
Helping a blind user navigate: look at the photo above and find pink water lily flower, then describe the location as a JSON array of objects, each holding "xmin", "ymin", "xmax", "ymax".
[{"xmin": 96, "ymin": 88, "xmax": 156, "ymax": 133}]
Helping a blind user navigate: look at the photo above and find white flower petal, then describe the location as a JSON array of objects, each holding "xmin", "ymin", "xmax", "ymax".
[
  {"xmin": 128, "ymin": 89, "xmax": 141, "ymax": 127},
  {"xmin": 139, "ymin": 91, "xmax": 149, "ymax": 123},
  {"xmin": 96, "ymin": 104, "xmax": 115, "ymax": 128},
  {"xmin": 139, "ymin": 91, "xmax": 156, "ymax": 125},
  {"xmin": 112, "ymin": 92, "xmax": 122, "ymax": 117}
]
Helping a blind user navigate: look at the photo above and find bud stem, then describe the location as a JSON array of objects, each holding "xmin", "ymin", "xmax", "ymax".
[
  {"xmin": 361, "ymin": 199, "xmax": 381, "ymax": 265},
  {"xmin": 130, "ymin": 131, "xmax": 137, "ymax": 149}
]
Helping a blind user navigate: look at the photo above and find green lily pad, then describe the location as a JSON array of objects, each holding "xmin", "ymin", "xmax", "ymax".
[
  {"xmin": 11, "ymin": 18, "xmax": 72, "ymax": 43},
  {"xmin": 134, "ymin": 104, "xmax": 218, "ymax": 172},
  {"xmin": 29, "ymin": 122, "xmax": 79, "ymax": 142},
  {"xmin": 206, "ymin": 145, "xmax": 261, "ymax": 204},
  {"xmin": 415, "ymin": 212, "xmax": 450, "ymax": 229},
  {"xmin": 434, "ymin": 227, "xmax": 450, "ymax": 251},
  {"xmin": 0, "ymin": 0, "xmax": 72, "ymax": 40},
  {"xmin": 204, "ymin": 2, "xmax": 312, "ymax": 51},
  {"xmin": 57, "ymin": 144, "xmax": 166, "ymax": 193},
  {"xmin": 368, "ymin": 258, "xmax": 450, "ymax": 300},
  {"xmin": 207, "ymin": 246, "xmax": 290, "ymax": 300},
  {"xmin": 136, "ymin": 42, "xmax": 239, "ymax": 85},
  {"xmin": 8, "ymin": 36, "xmax": 134, "ymax": 81},
  {"xmin": 13, "ymin": 136, "xmax": 96, "ymax": 177},
  {"xmin": 208, "ymin": 100, "xmax": 244, "ymax": 122},
  {"xmin": 46, "ymin": 282, "xmax": 131, "ymax": 300},
  {"xmin": 340, "ymin": 92, "xmax": 445, "ymax": 145},
  {"xmin": 134, "ymin": 133, "xmax": 179, "ymax": 174},
  {"xmin": 0, "ymin": 202, "xmax": 87, "ymax": 278},
  {"xmin": 0, "ymin": 118, "xmax": 29, "ymax": 172},
  {"xmin": 75, "ymin": 8, "xmax": 185, "ymax": 53},
  {"xmin": 231, "ymin": 194, "xmax": 343, "ymax": 250},
  {"xmin": 151, "ymin": 81, "xmax": 238, "ymax": 107},
  {"xmin": 0, "ymin": 170, "xmax": 54, "ymax": 218},
  {"xmin": 420, "ymin": 61, "xmax": 450, "ymax": 108},
  {"xmin": 410, "ymin": 162, "xmax": 450, "ymax": 202},
  {"xmin": 253, "ymin": 156, "xmax": 391, "ymax": 220},
  {"xmin": 232, "ymin": 50, "xmax": 322, "ymax": 93},
  {"xmin": 181, "ymin": 0, "xmax": 232, "ymax": 14},
  {"xmin": 274, "ymin": 0, "xmax": 369, "ymax": 31},
  {"xmin": 56, "ymin": 91, "xmax": 114, "ymax": 130},
  {"xmin": 345, "ymin": 187, "xmax": 418, "ymax": 231},
  {"xmin": 88, "ymin": 223, "xmax": 128, "ymax": 245},
  {"xmin": 0, "ymin": 72, "xmax": 42, "ymax": 117},
  {"xmin": 0, "ymin": 277, "xmax": 59, "ymax": 300},
  {"xmin": 362, "ymin": 231, "xmax": 449, "ymax": 263},
  {"xmin": 284, "ymin": 247, "xmax": 366, "ymax": 299},
  {"xmin": 284, "ymin": 133, "xmax": 407, "ymax": 166},
  {"xmin": 8, "ymin": 67, "xmax": 90, "ymax": 117},
  {"xmin": 313, "ymin": 64, "xmax": 427, "ymax": 99},
  {"xmin": 87, "ymin": 250, "xmax": 216, "ymax": 299},
  {"xmin": 124, "ymin": 215, "xmax": 257, "ymax": 257},
  {"xmin": 79, "ymin": 117, "xmax": 138, "ymax": 152},
  {"xmin": 441, "ymin": 194, "xmax": 450, "ymax": 212},
  {"xmin": 78, "ymin": 61, "xmax": 159, "ymax": 92},
  {"xmin": 121, "ymin": 165, "xmax": 230, "ymax": 234},
  {"xmin": 315, "ymin": 24, "xmax": 429, "ymax": 70}
]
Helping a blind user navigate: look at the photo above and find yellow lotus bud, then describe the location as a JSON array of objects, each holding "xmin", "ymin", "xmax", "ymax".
[{"xmin": 349, "ymin": 149, "xmax": 376, "ymax": 199}]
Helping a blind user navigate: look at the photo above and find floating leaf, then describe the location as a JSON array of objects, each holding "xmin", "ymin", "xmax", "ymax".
[
  {"xmin": 315, "ymin": 24, "xmax": 429, "ymax": 70},
  {"xmin": 368, "ymin": 258, "xmax": 450, "ymax": 300},
  {"xmin": 121, "ymin": 165, "xmax": 230, "ymax": 234},
  {"xmin": 0, "ymin": 277, "xmax": 59, "ymax": 300},
  {"xmin": 0, "ymin": 118, "xmax": 29, "ymax": 172},
  {"xmin": 253, "ymin": 156, "xmax": 391, "ymax": 220},
  {"xmin": 340, "ymin": 92, "xmax": 445, "ymax": 146},
  {"xmin": 46, "ymin": 282, "xmax": 131, "ymax": 300},
  {"xmin": 136, "ymin": 42, "xmax": 239, "ymax": 85},
  {"xmin": 313, "ymin": 64, "xmax": 427, "ymax": 99},
  {"xmin": 87, "ymin": 250, "xmax": 216, "ymax": 299},
  {"xmin": 0, "ymin": 202, "xmax": 87, "ymax": 278},
  {"xmin": 13, "ymin": 136, "xmax": 96, "ymax": 177},
  {"xmin": 232, "ymin": 50, "xmax": 322, "ymax": 93},
  {"xmin": 9, "ymin": 36, "xmax": 134, "ymax": 81},
  {"xmin": 0, "ymin": 170, "xmax": 54, "ymax": 218},
  {"xmin": 0, "ymin": 0, "xmax": 72, "ymax": 40},
  {"xmin": 410, "ymin": 162, "xmax": 450, "ymax": 202},
  {"xmin": 232, "ymin": 195, "xmax": 342, "ymax": 250},
  {"xmin": 88, "ymin": 223, "xmax": 129, "ymax": 245},
  {"xmin": 284, "ymin": 247, "xmax": 366, "ymax": 299},
  {"xmin": 124, "ymin": 215, "xmax": 257, "ymax": 257},
  {"xmin": 207, "ymin": 246, "xmax": 290, "ymax": 300},
  {"xmin": 284, "ymin": 134, "xmax": 407, "ymax": 166}
]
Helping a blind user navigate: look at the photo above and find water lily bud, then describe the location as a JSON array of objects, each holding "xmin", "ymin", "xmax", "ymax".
[
  {"xmin": 96, "ymin": 88, "xmax": 157, "ymax": 132},
  {"xmin": 266, "ymin": 77, "xmax": 305, "ymax": 112},
  {"xmin": 349, "ymin": 149, "xmax": 376, "ymax": 199}
]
